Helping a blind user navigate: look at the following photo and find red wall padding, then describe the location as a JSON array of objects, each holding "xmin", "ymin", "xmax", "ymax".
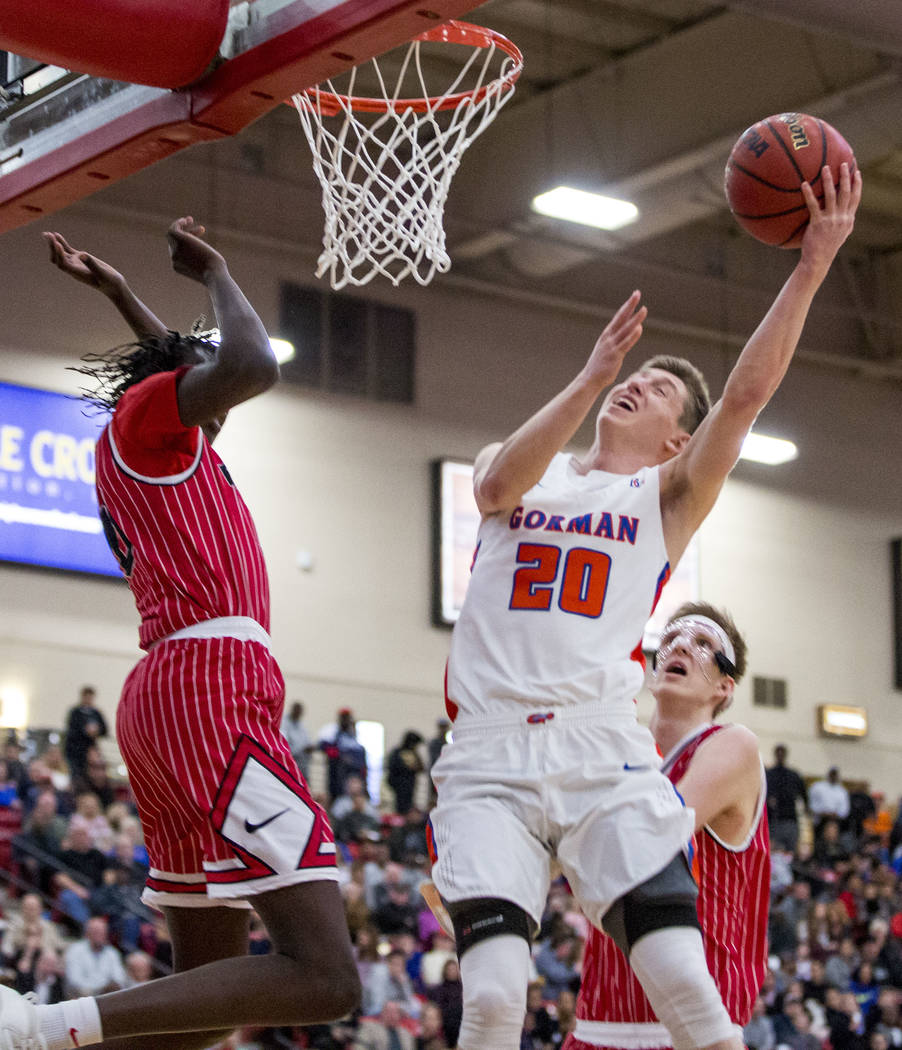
[{"xmin": 0, "ymin": 0, "xmax": 230, "ymax": 89}]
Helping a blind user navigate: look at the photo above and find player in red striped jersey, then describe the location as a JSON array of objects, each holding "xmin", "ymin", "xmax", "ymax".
[
  {"xmin": 565, "ymin": 602, "xmax": 769, "ymax": 1050},
  {"xmin": 0, "ymin": 219, "xmax": 359, "ymax": 1050}
]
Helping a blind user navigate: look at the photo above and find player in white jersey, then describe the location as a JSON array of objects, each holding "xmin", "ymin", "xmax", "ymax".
[{"xmin": 426, "ymin": 163, "xmax": 860, "ymax": 1050}]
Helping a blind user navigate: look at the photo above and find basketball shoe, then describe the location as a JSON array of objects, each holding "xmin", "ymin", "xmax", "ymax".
[{"xmin": 0, "ymin": 986, "xmax": 47, "ymax": 1049}]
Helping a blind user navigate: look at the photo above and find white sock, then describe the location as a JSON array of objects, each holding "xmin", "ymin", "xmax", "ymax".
[{"xmin": 37, "ymin": 998, "xmax": 104, "ymax": 1049}]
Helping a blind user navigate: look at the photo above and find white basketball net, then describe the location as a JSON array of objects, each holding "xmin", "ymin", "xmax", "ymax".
[{"xmin": 292, "ymin": 26, "xmax": 521, "ymax": 289}]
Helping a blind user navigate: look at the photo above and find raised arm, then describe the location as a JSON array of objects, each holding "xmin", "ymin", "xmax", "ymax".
[
  {"xmin": 43, "ymin": 231, "xmax": 168, "ymax": 340},
  {"xmin": 660, "ymin": 163, "xmax": 862, "ymax": 558},
  {"xmin": 164, "ymin": 217, "xmax": 279, "ymax": 427},
  {"xmin": 474, "ymin": 291, "xmax": 647, "ymax": 516}
]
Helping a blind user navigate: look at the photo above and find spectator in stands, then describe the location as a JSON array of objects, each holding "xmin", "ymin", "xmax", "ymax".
[
  {"xmin": 281, "ymin": 701, "xmax": 313, "ymax": 781},
  {"xmin": 343, "ymin": 880, "xmax": 373, "ymax": 940},
  {"xmin": 425, "ymin": 718, "xmax": 450, "ymax": 807},
  {"xmin": 743, "ymin": 995, "xmax": 776, "ymax": 1050},
  {"xmin": 0, "ymin": 758, "xmax": 21, "ymax": 807},
  {"xmin": 534, "ymin": 928, "xmax": 581, "ymax": 999},
  {"xmin": 14, "ymin": 788, "xmax": 67, "ymax": 895},
  {"xmin": 353, "ymin": 1000, "xmax": 415, "ymax": 1050},
  {"xmin": 786, "ymin": 1002, "xmax": 823, "ymax": 1050},
  {"xmin": 362, "ymin": 948, "xmax": 421, "ymax": 1019},
  {"xmin": 826, "ymin": 936, "xmax": 861, "ymax": 992},
  {"xmin": 68, "ymin": 791, "xmax": 114, "ymax": 852},
  {"xmin": 849, "ymin": 787, "xmax": 879, "ymax": 844},
  {"xmin": 1, "ymin": 893, "xmax": 63, "ymax": 965},
  {"xmin": 766, "ymin": 744, "xmax": 808, "ymax": 854},
  {"xmin": 63, "ymin": 685, "xmax": 108, "ymax": 779},
  {"xmin": 425, "ymin": 958, "xmax": 462, "ymax": 1049},
  {"xmin": 123, "ymin": 951, "xmax": 155, "ymax": 988},
  {"xmin": 114, "ymin": 813, "xmax": 149, "ymax": 867},
  {"xmin": 387, "ymin": 807, "xmax": 429, "ymax": 867},
  {"xmin": 371, "ymin": 879, "xmax": 420, "ymax": 939},
  {"xmin": 71, "ymin": 746, "xmax": 117, "ymax": 809},
  {"xmin": 353, "ymin": 924, "xmax": 382, "ymax": 990},
  {"xmin": 868, "ymin": 919, "xmax": 902, "ymax": 988},
  {"xmin": 40, "ymin": 743, "xmax": 71, "ymax": 797},
  {"xmin": 522, "ymin": 980, "xmax": 557, "ymax": 1048},
  {"xmin": 3, "ymin": 736, "xmax": 28, "ymax": 797},
  {"xmin": 810, "ymin": 766, "xmax": 852, "ymax": 835},
  {"xmin": 865, "ymin": 988, "xmax": 902, "ymax": 1044},
  {"xmin": 63, "ymin": 915, "xmax": 127, "ymax": 996},
  {"xmin": 386, "ymin": 732, "xmax": 424, "ymax": 815},
  {"xmin": 370, "ymin": 863, "xmax": 417, "ymax": 912},
  {"xmin": 360, "ymin": 838, "xmax": 392, "ymax": 911},
  {"xmin": 332, "ymin": 774, "xmax": 380, "ymax": 826},
  {"xmin": 775, "ymin": 880, "xmax": 812, "ymax": 947},
  {"xmin": 419, "ymin": 932, "xmax": 456, "ymax": 990},
  {"xmin": 0, "ymin": 758, "xmax": 24, "ymax": 875},
  {"xmin": 804, "ymin": 958, "xmax": 831, "ymax": 1004},
  {"xmin": 889, "ymin": 802, "xmax": 902, "ymax": 860},
  {"xmin": 815, "ymin": 817, "xmax": 853, "ymax": 867},
  {"xmin": 54, "ymin": 822, "xmax": 108, "ymax": 927},
  {"xmin": 319, "ymin": 708, "xmax": 368, "ymax": 804},
  {"xmin": 417, "ymin": 1000, "xmax": 448, "ymax": 1050},
  {"xmin": 20, "ymin": 758, "xmax": 55, "ymax": 815},
  {"xmin": 90, "ymin": 833, "xmax": 152, "ymax": 950},
  {"xmin": 556, "ymin": 987, "xmax": 577, "ymax": 1044},
  {"xmin": 334, "ymin": 794, "xmax": 382, "ymax": 848},
  {"xmin": 851, "ymin": 962, "xmax": 882, "ymax": 1021},
  {"xmin": 15, "ymin": 949, "xmax": 65, "ymax": 1004},
  {"xmin": 139, "ymin": 913, "xmax": 173, "ymax": 972},
  {"xmin": 426, "ymin": 720, "xmax": 449, "ymax": 773}
]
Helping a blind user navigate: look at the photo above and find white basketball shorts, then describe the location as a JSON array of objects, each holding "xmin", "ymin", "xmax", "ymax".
[{"xmin": 427, "ymin": 701, "xmax": 695, "ymax": 931}]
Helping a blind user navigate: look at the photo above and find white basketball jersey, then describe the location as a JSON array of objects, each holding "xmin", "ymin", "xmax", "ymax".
[{"xmin": 446, "ymin": 454, "xmax": 670, "ymax": 720}]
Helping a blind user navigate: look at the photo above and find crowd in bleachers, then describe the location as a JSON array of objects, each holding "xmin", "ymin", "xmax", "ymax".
[{"xmin": 3, "ymin": 696, "xmax": 902, "ymax": 1050}]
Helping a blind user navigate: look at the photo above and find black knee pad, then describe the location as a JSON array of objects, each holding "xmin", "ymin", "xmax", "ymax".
[
  {"xmin": 602, "ymin": 853, "xmax": 700, "ymax": 956},
  {"xmin": 448, "ymin": 897, "xmax": 534, "ymax": 958}
]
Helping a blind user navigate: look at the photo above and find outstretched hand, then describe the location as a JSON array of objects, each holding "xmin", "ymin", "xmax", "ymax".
[
  {"xmin": 43, "ymin": 231, "xmax": 125, "ymax": 295},
  {"xmin": 799, "ymin": 162, "xmax": 862, "ymax": 273},
  {"xmin": 167, "ymin": 216, "xmax": 226, "ymax": 283},
  {"xmin": 582, "ymin": 290, "xmax": 648, "ymax": 389}
]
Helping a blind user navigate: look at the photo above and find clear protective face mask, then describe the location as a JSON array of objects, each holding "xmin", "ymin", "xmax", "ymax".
[{"xmin": 653, "ymin": 615, "xmax": 736, "ymax": 683}]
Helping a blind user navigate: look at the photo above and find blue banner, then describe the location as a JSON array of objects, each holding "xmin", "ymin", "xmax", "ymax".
[{"xmin": 0, "ymin": 381, "xmax": 118, "ymax": 577}]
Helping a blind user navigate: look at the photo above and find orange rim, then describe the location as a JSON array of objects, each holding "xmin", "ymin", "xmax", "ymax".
[{"xmin": 297, "ymin": 20, "xmax": 523, "ymax": 117}]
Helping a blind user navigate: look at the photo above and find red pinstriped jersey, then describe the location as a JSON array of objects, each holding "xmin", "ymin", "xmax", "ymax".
[
  {"xmin": 571, "ymin": 724, "xmax": 770, "ymax": 1048},
  {"xmin": 94, "ymin": 369, "xmax": 270, "ymax": 650}
]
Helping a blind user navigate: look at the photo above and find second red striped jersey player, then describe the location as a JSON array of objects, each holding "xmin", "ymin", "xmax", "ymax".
[{"xmin": 565, "ymin": 722, "xmax": 770, "ymax": 1050}]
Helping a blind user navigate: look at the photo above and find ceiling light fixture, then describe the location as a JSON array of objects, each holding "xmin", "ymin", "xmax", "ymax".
[
  {"xmin": 739, "ymin": 432, "xmax": 798, "ymax": 465},
  {"xmin": 532, "ymin": 186, "xmax": 639, "ymax": 231}
]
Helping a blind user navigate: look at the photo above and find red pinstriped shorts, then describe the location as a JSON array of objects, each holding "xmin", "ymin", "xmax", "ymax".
[{"xmin": 116, "ymin": 635, "xmax": 337, "ymax": 909}]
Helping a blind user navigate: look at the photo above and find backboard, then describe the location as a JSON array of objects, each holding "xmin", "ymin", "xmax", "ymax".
[{"xmin": 0, "ymin": 0, "xmax": 485, "ymax": 233}]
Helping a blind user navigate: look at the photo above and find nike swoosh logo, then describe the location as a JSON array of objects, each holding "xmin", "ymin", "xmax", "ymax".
[
  {"xmin": 623, "ymin": 763, "xmax": 648, "ymax": 771},
  {"xmin": 244, "ymin": 808, "xmax": 289, "ymax": 833},
  {"xmin": 70, "ymin": 1028, "xmax": 80, "ymax": 1047}
]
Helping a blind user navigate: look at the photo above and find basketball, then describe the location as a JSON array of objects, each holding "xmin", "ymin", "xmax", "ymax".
[{"xmin": 724, "ymin": 113, "xmax": 856, "ymax": 248}]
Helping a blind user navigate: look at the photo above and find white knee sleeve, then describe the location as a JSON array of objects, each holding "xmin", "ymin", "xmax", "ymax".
[
  {"xmin": 628, "ymin": 928, "xmax": 741, "ymax": 1050},
  {"xmin": 457, "ymin": 935, "xmax": 531, "ymax": 1050}
]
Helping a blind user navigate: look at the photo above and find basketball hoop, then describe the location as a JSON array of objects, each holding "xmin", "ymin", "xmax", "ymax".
[{"xmin": 291, "ymin": 21, "xmax": 523, "ymax": 289}]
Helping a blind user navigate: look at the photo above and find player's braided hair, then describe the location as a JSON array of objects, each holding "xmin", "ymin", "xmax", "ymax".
[{"xmin": 71, "ymin": 330, "xmax": 215, "ymax": 412}]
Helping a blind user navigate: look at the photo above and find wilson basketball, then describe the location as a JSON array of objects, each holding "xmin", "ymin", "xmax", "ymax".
[{"xmin": 724, "ymin": 113, "xmax": 856, "ymax": 248}]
